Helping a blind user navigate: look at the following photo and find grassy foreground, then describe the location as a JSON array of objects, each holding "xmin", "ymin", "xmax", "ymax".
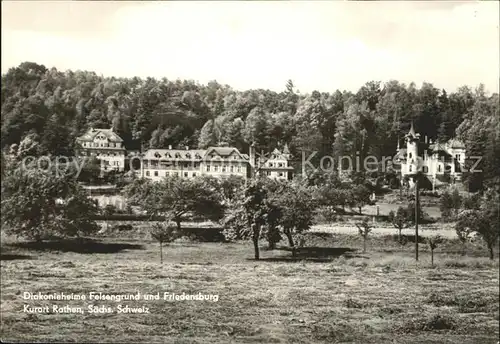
[{"xmin": 1, "ymin": 232, "xmax": 499, "ymax": 343}]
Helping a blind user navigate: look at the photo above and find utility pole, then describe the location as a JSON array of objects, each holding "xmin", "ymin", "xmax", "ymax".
[{"xmin": 415, "ymin": 176, "xmax": 419, "ymax": 261}]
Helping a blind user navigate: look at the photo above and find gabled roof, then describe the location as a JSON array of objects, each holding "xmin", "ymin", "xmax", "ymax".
[
  {"xmin": 77, "ymin": 128, "xmax": 123, "ymax": 143},
  {"xmin": 143, "ymin": 146, "xmax": 250, "ymax": 162},
  {"xmin": 447, "ymin": 139, "xmax": 466, "ymax": 149},
  {"xmin": 206, "ymin": 147, "xmax": 238, "ymax": 156},
  {"xmin": 429, "ymin": 142, "xmax": 447, "ymax": 152},
  {"xmin": 144, "ymin": 149, "xmax": 207, "ymax": 160},
  {"xmin": 267, "ymin": 148, "xmax": 290, "ymax": 161}
]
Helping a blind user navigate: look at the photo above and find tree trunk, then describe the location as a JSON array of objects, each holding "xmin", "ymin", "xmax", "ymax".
[
  {"xmin": 252, "ymin": 224, "xmax": 260, "ymax": 260},
  {"xmin": 284, "ymin": 229, "xmax": 296, "ymax": 257},
  {"xmin": 175, "ymin": 218, "xmax": 181, "ymax": 231},
  {"xmin": 488, "ymin": 244, "xmax": 494, "ymax": 260},
  {"xmin": 253, "ymin": 235, "xmax": 260, "ymax": 260},
  {"xmin": 398, "ymin": 228, "xmax": 402, "ymax": 244},
  {"xmin": 359, "ymin": 206, "xmax": 362, "ymax": 215},
  {"xmin": 431, "ymin": 248, "xmax": 434, "ymax": 267},
  {"xmin": 159, "ymin": 242, "xmax": 163, "ymax": 264},
  {"xmin": 461, "ymin": 241, "xmax": 466, "ymax": 256},
  {"xmin": 363, "ymin": 237, "xmax": 367, "ymax": 253}
]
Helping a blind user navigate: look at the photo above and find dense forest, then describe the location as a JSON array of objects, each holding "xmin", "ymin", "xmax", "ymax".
[{"xmin": 1, "ymin": 61, "xmax": 499, "ymax": 190}]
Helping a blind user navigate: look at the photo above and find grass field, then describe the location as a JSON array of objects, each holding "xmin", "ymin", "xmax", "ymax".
[{"xmin": 1, "ymin": 230, "xmax": 499, "ymax": 343}]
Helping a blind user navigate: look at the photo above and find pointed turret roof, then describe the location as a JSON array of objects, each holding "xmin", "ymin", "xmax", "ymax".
[
  {"xmin": 405, "ymin": 121, "xmax": 420, "ymax": 140},
  {"xmin": 408, "ymin": 122, "xmax": 416, "ymax": 137}
]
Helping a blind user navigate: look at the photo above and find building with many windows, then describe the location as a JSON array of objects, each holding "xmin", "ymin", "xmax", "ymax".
[
  {"xmin": 396, "ymin": 122, "xmax": 466, "ymax": 188},
  {"xmin": 75, "ymin": 128, "xmax": 294, "ymax": 181},
  {"xmin": 75, "ymin": 128, "xmax": 126, "ymax": 171},
  {"xmin": 140, "ymin": 146, "xmax": 250, "ymax": 181}
]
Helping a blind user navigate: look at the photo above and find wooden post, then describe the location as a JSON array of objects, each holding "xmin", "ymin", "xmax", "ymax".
[{"xmin": 415, "ymin": 177, "xmax": 419, "ymax": 261}]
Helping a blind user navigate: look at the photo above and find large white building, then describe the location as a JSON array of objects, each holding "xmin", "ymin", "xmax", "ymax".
[
  {"xmin": 75, "ymin": 128, "xmax": 126, "ymax": 172},
  {"xmin": 396, "ymin": 122, "xmax": 466, "ymax": 188},
  {"xmin": 140, "ymin": 146, "xmax": 250, "ymax": 181},
  {"xmin": 138, "ymin": 143, "xmax": 294, "ymax": 181}
]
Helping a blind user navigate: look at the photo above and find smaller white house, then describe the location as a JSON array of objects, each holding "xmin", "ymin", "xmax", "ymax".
[
  {"xmin": 76, "ymin": 128, "xmax": 126, "ymax": 172},
  {"xmin": 254, "ymin": 144, "xmax": 293, "ymax": 180}
]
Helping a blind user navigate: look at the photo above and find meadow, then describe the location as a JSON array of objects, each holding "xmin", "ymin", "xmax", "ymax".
[{"xmin": 1, "ymin": 227, "xmax": 499, "ymax": 343}]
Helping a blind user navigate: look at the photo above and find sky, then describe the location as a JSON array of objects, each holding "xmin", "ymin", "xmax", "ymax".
[{"xmin": 1, "ymin": 1, "xmax": 499, "ymax": 94}]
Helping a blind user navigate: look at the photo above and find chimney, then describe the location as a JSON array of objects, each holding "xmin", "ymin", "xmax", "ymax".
[
  {"xmin": 185, "ymin": 146, "xmax": 189, "ymax": 150},
  {"xmin": 168, "ymin": 145, "xmax": 172, "ymax": 150},
  {"xmin": 425, "ymin": 135, "xmax": 428, "ymax": 144}
]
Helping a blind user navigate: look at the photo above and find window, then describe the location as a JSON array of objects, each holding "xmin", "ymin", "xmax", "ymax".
[
  {"xmin": 408, "ymin": 152, "xmax": 412, "ymax": 159},
  {"xmin": 438, "ymin": 165, "xmax": 442, "ymax": 172},
  {"xmin": 269, "ymin": 163, "xmax": 274, "ymax": 167},
  {"xmin": 409, "ymin": 165, "xmax": 412, "ymax": 172},
  {"xmin": 222, "ymin": 166, "xmax": 227, "ymax": 172},
  {"xmin": 237, "ymin": 166, "xmax": 241, "ymax": 173},
  {"xmin": 233, "ymin": 155, "xmax": 237, "ymax": 160},
  {"xmin": 279, "ymin": 172, "xmax": 284, "ymax": 177},
  {"xmin": 230, "ymin": 166, "xmax": 234, "ymax": 172},
  {"xmin": 423, "ymin": 166, "xmax": 428, "ymax": 173},
  {"xmin": 267, "ymin": 171, "xmax": 271, "ymax": 176},
  {"xmin": 278, "ymin": 163, "xmax": 283, "ymax": 167},
  {"xmin": 192, "ymin": 172, "xmax": 196, "ymax": 177},
  {"xmin": 206, "ymin": 165, "xmax": 211, "ymax": 172},
  {"xmin": 146, "ymin": 171, "xmax": 150, "ymax": 176},
  {"xmin": 214, "ymin": 166, "xmax": 219, "ymax": 172},
  {"xmin": 184, "ymin": 172, "xmax": 188, "ymax": 177},
  {"xmin": 455, "ymin": 154, "xmax": 460, "ymax": 161},
  {"xmin": 154, "ymin": 171, "xmax": 158, "ymax": 177},
  {"xmin": 165, "ymin": 172, "xmax": 169, "ymax": 176}
]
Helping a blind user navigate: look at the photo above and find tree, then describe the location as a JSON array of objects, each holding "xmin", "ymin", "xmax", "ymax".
[
  {"xmin": 455, "ymin": 218, "xmax": 473, "ymax": 256},
  {"xmin": 272, "ymin": 181, "xmax": 316, "ymax": 255},
  {"xmin": 388, "ymin": 206, "xmax": 410, "ymax": 244},
  {"xmin": 223, "ymin": 178, "xmax": 277, "ymax": 260},
  {"xmin": 124, "ymin": 175, "xmax": 224, "ymax": 231},
  {"xmin": 406, "ymin": 199, "xmax": 425, "ymax": 224},
  {"xmin": 78, "ymin": 156, "xmax": 101, "ymax": 184},
  {"xmin": 352, "ymin": 184, "xmax": 372, "ymax": 214},
  {"xmin": 198, "ymin": 119, "xmax": 217, "ymax": 148},
  {"xmin": 427, "ymin": 235, "xmax": 443, "ymax": 267},
  {"xmin": 356, "ymin": 217, "xmax": 373, "ymax": 253},
  {"xmin": 439, "ymin": 190, "xmax": 454, "ymax": 221},
  {"xmin": 150, "ymin": 222, "xmax": 178, "ymax": 264},
  {"xmin": 1, "ymin": 165, "xmax": 99, "ymax": 240},
  {"xmin": 455, "ymin": 189, "xmax": 499, "ymax": 260}
]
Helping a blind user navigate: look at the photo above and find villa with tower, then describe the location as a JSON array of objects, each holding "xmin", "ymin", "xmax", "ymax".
[{"xmin": 396, "ymin": 122, "xmax": 466, "ymax": 189}]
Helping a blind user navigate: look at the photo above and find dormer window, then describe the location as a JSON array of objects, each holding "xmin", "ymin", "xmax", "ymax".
[
  {"xmin": 185, "ymin": 153, "xmax": 191, "ymax": 159},
  {"xmin": 175, "ymin": 153, "xmax": 181, "ymax": 159}
]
